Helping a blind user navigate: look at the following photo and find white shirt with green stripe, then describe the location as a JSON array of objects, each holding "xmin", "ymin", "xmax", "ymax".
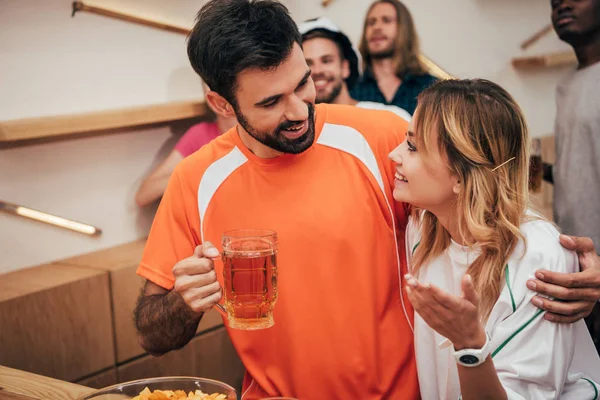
[{"xmin": 407, "ymin": 214, "xmax": 600, "ymax": 400}]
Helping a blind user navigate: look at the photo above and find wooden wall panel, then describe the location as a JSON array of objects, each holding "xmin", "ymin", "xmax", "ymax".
[
  {"xmin": 117, "ymin": 328, "xmax": 244, "ymax": 392},
  {"xmin": 62, "ymin": 240, "xmax": 225, "ymax": 363},
  {"xmin": 192, "ymin": 328, "xmax": 245, "ymax": 392},
  {"xmin": 0, "ymin": 263, "xmax": 114, "ymax": 382},
  {"xmin": 62, "ymin": 240, "xmax": 147, "ymax": 363},
  {"xmin": 75, "ymin": 368, "xmax": 118, "ymax": 390}
]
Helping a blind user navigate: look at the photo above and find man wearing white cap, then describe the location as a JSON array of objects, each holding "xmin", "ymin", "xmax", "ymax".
[{"xmin": 299, "ymin": 17, "xmax": 412, "ymax": 121}]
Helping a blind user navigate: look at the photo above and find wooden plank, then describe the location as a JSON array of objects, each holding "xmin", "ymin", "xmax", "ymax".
[
  {"xmin": 62, "ymin": 240, "xmax": 224, "ymax": 363},
  {"xmin": 117, "ymin": 328, "xmax": 244, "ymax": 392},
  {"xmin": 0, "ymin": 366, "xmax": 93, "ymax": 400},
  {"xmin": 512, "ymin": 50, "xmax": 577, "ymax": 69},
  {"xmin": 111, "ymin": 266, "xmax": 146, "ymax": 362},
  {"xmin": 72, "ymin": 1, "xmax": 190, "ymax": 35},
  {"xmin": 192, "ymin": 328, "xmax": 245, "ymax": 392},
  {"xmin": 521, "ymin": 24, "xmax": 553, "ymax": 50},
  {"xmin": 419, "ymin": 54, "xmax": 452, "ymax": 79},
  {"xmin": 116, "ymin": 339, "xmax": 197, "ymax": 382},
  {"xmin": 0, "ymin": 264, "xmax": 115, "ymax": 382},
  {"xmin": 0, "ymin": 100, "xmax": 208, "ymax": 143},
  {"xmin": 0, "ymin": 391, "xmax": 38, "ymax": 400},
  {"xmin": 62, "ymin": 241, "xmax": 148, "ymax": 363},
  {"xmin": 0, "ymin": 262, "xmax": 107, "ymax": 303},
  {"xmin": 75, "ymin": 368, "xmax": 118, "ymax": 390},
  {"xmin": 61, "ymin": 239, "xmax": 147, "ymax": 272}
]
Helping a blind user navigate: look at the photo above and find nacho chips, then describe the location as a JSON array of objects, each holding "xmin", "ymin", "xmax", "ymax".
[{"xmin": 132, "ymin": 387, "xmax": 228, "ymax": 400}]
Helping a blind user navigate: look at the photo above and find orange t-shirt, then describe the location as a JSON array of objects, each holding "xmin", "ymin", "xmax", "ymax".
[{"xmin": 137, "ymin": 103, "xmax": 419, "ymax": 400}]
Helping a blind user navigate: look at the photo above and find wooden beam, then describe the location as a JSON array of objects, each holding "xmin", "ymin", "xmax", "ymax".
[
  {"xmin": 0, "ymin": 100, "xmax": 209, "ymax": 143},
  {"xmin": 419, "ymin": 54, "xmax": 453, "ymax": 79},
  {"xmin": 521, "ymin": 24, "xmax": 553, "ymax": 50},
  {"xmin": 71, "ymin": 1, "xmax": 190, "ymax": 35},
  {"xmin": 512, "ymin": 50, "xmax": 577, "ymax": 69},
  {"xmin": 0, "ymin": 201, "xmax": 102, "ymax": 236}
]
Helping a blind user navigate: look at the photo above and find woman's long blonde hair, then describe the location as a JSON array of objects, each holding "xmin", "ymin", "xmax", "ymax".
[
  {"xmin": 359, "ymin": 0, "xmax": 427, "ymax": 78},
  {"xmin": 411, "ymin": 79, "xmax": 530, "ymax": 320}
]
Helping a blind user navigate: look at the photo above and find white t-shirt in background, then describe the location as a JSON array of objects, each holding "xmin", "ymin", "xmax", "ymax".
[
  {"xmin": 554, "ymin": 61, "xmax": 600, "ymax": 253},
  {"xmin": 407, "ymin": 214, "xmax": 600, "ymax": 400},
  {"xmin": 356, "ymin": 101, "xmax": 412, "ymax": 122}
]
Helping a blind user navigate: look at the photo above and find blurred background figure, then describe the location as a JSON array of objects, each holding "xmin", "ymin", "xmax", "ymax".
[
  {"xmin": 352, "ymin": 0, "xmax": 437, "ymax": 115},
  {"xmin": 547, "ymin": 0, "xmax": 600, "ymax": 252},
  {"xmin": 300, "ymin": 17, "xmax": 411, "ymax": 121},
  {"xmin": 135, "ymin": 83, "xmax": 237, "ymax": 207},
  {"xmin": 548, "ymin": 0, "xmax": 600, "ymax": 353}
]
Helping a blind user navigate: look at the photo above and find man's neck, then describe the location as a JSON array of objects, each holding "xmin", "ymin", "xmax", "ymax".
[
  {"xmin": 236, "ymin": 126, "xmax": 282, "ymax": 159},
  {"xmin": 332, "ymin": 85, "xmax": 358, "ymax": 106},
  {"xmin": 574, "ymin": 36, "xmax": 600, "ymax": 69},
  {"xmin": 370, "ymin": 57, "xmax": 398, "ymax": 80},
  {"xmin": 216, "ymin": 116, "xmax": 236, "ymax": 134},
  {"xmin": 369, "ymin": 57, "xmax": 402, "ymax": 103}
]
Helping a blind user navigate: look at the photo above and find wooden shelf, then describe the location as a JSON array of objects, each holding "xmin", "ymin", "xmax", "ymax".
[
  {"xmin": 0, "ymin": 100, "xmax": 209, "ymax": 143},
  {"xmin": 72, "ymin": 1, "xmax": 190, "ymax": 35},
  {"xmin": 512, "ymin": 50, "xmax": 576, "ymax": 70}
]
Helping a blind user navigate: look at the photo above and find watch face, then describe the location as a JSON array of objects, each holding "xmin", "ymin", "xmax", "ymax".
[{"xmin": 459, "ymin": 355, "xmax": 480, "ymax": 365}]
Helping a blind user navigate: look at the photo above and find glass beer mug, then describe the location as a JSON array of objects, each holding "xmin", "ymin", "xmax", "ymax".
[{"xmin": 215, "ymin": 229, "xmax": 278, "ymax": 330}]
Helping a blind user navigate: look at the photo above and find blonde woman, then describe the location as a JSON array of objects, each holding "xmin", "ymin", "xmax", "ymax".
[{"xmin": 389, "ymin": 79, "xmax": 600, "ymax": 399}]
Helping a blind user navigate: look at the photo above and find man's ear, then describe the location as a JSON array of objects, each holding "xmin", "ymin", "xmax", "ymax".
[
  {"xmin": 206, "ymin": 90, "xmax": 236, "ymax": 119},
  {"xmin": 341, "ymin": 59, "xmax": 350, "ymax": 80}
]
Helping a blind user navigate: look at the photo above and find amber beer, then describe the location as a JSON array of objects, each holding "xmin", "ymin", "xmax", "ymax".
[
  {"xmin": 529, "ymin": 138, "xmax": 543, "ymax": 193},
  {"xmin": 221, "ymin": 229, "xmax": 278, "ymax": 330}
]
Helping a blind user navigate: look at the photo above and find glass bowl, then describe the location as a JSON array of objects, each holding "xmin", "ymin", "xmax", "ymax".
[{"xmin": 78, "ymin": 376, "xmax": 237, "ymax": 400}]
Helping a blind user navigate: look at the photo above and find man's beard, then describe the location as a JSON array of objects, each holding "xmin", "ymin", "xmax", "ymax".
[
  {"xmin": 316, "ymin": 81, "xmax": 343, "ymax": 104},
  {"xmin": 370, "ymin": 47, "xmax": 395, "ymax": 60},
  {"xmin": 234, "ymin": 103, "xmax": 316, "ymax": 155},
  {"xmin": 369, "ymin": 39, "xmax": 395, "ymax": 60},
  {"xmin": 557, "ymin": 29, "xmax": 591, "ymax": 46}
]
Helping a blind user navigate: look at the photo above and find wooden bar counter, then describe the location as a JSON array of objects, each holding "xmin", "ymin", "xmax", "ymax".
[
  {"xmin": 0, "ymin": 366, "xmax": 93, "ymax": 400},
  {"xmin": 0, "ymin": 240, "xmax": 245, "ymax": 393}
]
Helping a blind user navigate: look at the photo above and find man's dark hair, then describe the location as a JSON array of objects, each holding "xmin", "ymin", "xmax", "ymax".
[
  {"xmin": 302, "ymin": 30, "xmax": 345, "ymax": 60},
  {"xmin": 187, "ymin": 0, "xmax": 302, "ymax": 106}
]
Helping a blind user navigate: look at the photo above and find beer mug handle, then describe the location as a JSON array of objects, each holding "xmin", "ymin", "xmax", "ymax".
[
  {"xmin": 214, "ymin": 284, "xmax": 227, "ymax": 319},
  {"xmin": 214, "ymin": 287, "xmax": 228, "ymax": 318},
  {"xmin": 215, "ymin": 302, "xmax": 227, "ymax": 317}
]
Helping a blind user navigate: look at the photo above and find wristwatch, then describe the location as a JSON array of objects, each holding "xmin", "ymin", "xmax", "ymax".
[{"xmin": 453, "ymin": 332, "xmax": 491, "ymax": 367}]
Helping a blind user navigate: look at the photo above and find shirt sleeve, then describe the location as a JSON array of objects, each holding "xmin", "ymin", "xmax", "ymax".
[
  {"xmin": 136, "ymin": 168, "xmax": 200, "ymax": 289},
  {"xmin": 488, "ymin": 234, "xmax": 593, "ymax": 399},
  {"xmin": 174, "ymin": 123, "xmax": 216, "ymax": 158}
]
